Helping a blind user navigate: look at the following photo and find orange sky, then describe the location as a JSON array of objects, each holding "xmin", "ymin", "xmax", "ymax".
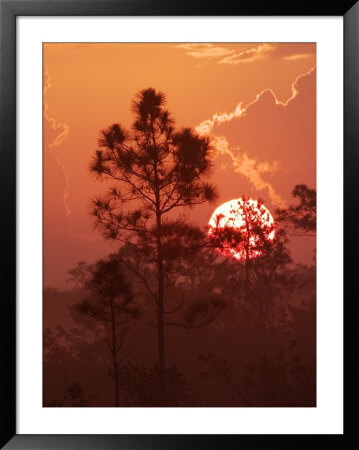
[{"xmin": 43, "ymin": 43, "xmax": 316, "ymax": 288}]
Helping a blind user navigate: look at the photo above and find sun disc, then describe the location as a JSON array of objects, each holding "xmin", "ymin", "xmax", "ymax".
[{"xmin": 208, "ymin": 198, "xmax": 275, "ymax": 260}]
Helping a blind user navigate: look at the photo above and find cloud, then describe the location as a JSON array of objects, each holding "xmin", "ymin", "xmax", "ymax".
[
  {"xmin": 218, "ymin": 44, "xmax": 275, "ymax": 65},
  {"xmin": 176, "ymin": 43, "xmax": 273, "ymax": 64},
  {"xmin": 196, "ymin": 66, "xmax": 315, "ymax": 135},
  {"xmin": 196, "ymin": 66, "xmax": 316, "ymax": 207},
  {"xmin": 212, "ymin": 136, "xmax": 284, "ymax": 206},
  {"xmin": 43, "ymin": 68, "xmax": 71, "ymax": 219},
  {"xmin": 44, "ymin": 68, "xmax": 98, "ymax": 243},
  {"xmin": 196, "ymin": 103, "xmax": 247, "ymax": 136},
  {"xmin": 176, "ymin": 43, "xmax": 234, "ymax": 60},
  {"xmin": 273, "ymin": 43, "xmax": 316, "ymax": 59},
  {"xmin": 282, "ymin": 53, "xmax": 313, "ymax": 61},
  {"xmin": 177, "ymin": 43, "xmax": 315, "ymax": 66}
]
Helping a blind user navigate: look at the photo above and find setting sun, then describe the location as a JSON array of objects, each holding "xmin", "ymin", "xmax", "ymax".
[{"xmin": 208, "ymin": 198, "xmax": 275, "ymax": 260}]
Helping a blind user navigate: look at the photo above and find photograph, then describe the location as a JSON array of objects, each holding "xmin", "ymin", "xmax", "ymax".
[{"xmin": 43, "ymin": 42, "xmax": 316, "ymax": 408}]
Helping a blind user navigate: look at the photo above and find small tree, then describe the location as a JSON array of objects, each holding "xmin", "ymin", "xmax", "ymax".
[
  {"xmin": 69, "ymin": 255, "xmax": 140, "ymax": 406},
  {"xmin": 207, "ymin": 197, "xmax": 293, "ymax": 328},
  {"xmin": 89, "ymin": 88, "xmax": 217, "ymax": 397},
  {"xmin": 276, "ymin": 184, "xmax": 316, "ymax": 236},
  {"xmin": 208, "ymin": 197, "xmax": 275, "ymax": 300}
]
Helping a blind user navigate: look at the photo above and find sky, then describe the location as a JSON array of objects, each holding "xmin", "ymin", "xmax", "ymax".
[{"xmin": 43, "ymin": 43, "xmax": 316, "ymax": 288}]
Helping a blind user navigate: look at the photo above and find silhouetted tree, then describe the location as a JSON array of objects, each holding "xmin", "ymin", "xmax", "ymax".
[
  {"xmin": 276, "ymin": 184, "xmax": 316, "ymax": 236},
  {"xmin": 208, "ymin": 197, "xmax": 285, "ymax": 318},
  {"xmin": 218, "ymin": 234, "xmax": 293, "ymax": 329},
  {"xmin": 89, "ymin": 87, "xmax": 217, "ymax": 399},
  {"xmin": 118, "ymin": 239, "xmax": 226, "ymax": 332},
  {"xmin": 206, "ymin": 203, "xmax": 296, "ymax": 330},
  {"xmin": 69, "ymin": 255, "xmax": 140, "ymax": 406}
]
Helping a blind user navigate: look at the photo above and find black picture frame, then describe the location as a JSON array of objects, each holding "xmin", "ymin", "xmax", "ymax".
[{"xmin": 1, "ymin": 1, "xmax": 357, "ymax": 448}]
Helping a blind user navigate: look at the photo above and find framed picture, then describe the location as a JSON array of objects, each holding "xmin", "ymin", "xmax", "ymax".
[{"xmin": 1, "ymin": 0, "xmax": 356, "ymax": 448}]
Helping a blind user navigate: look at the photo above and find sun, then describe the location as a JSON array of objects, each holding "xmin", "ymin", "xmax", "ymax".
[{"xmin": 208, "ymin": 198, "xmax": 275, "ymax": 260}]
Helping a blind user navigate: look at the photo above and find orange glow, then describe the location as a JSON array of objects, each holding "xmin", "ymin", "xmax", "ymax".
[
  {"xmin": 43, "ymin": 42, "xmax": 316, "ymax": 287},
  {"xmin": 208, "ymin": 198, "xmax": 275, "ymax": 260}
]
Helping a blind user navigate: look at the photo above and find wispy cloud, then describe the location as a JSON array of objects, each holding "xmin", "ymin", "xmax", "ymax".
[
  {"xmin": 177, "ymin": 43, "xmax": 315, "ymax": 66},
  {"xmin": 212, "ymin": 136, "xmax": 284, "ymax": 206},
  {"xmin": 44, "ymin": 68, "xmax": 97, "ymax": 242},
  {"xmin": 196, "ymin": 66, "xmax": 315, "ymax": 135},
  {"xmin": 176, "ymin": 43, "xmax": 233, "ymax": 60},
  {"xmin": 196, "ymin": 103, "xmax": 247, "ymax": 136},
  {"xmin": 218, "ymin": 44, "xmax": 275, "ymax": 65},
  {"xmin": 177, "ymin": 43, "xmax": 273, "ymax": 64},
  {"xmin": 196, "ymin": 66, "xmax": 316, "ymax": 206},
  {"xmin": 282, "ymin": 53, "xmax": 313, "ymax": 61},
  {"xmin": 43, "ymin": 67, "xmax": 71, "ymax": 219}
]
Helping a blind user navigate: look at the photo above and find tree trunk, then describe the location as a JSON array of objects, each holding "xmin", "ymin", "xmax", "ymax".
[
  {"xmin": 156, "ymin": 210, "xmax": 166, "ymax": 405},
  {"xmin": 244, "ymin": 205, "xmax": 251, "ymax": 303},
  {"xmin": 245, "ymin": 256, "xmax": 250, "ymax": 297},
  {"xmin": 112, "ymin": 353, "xmax": 119, "ymax": 407},
  {"xmin": 152, "ymin": 121, "xmax": 166, "ymax": 405},
  {"xmin": 148, "ymin": 117, "xmax": 169, "ymax": 405},
  {"xmin": 110, "ymin": 299, "xmax": 119, "ymax": 407}
]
